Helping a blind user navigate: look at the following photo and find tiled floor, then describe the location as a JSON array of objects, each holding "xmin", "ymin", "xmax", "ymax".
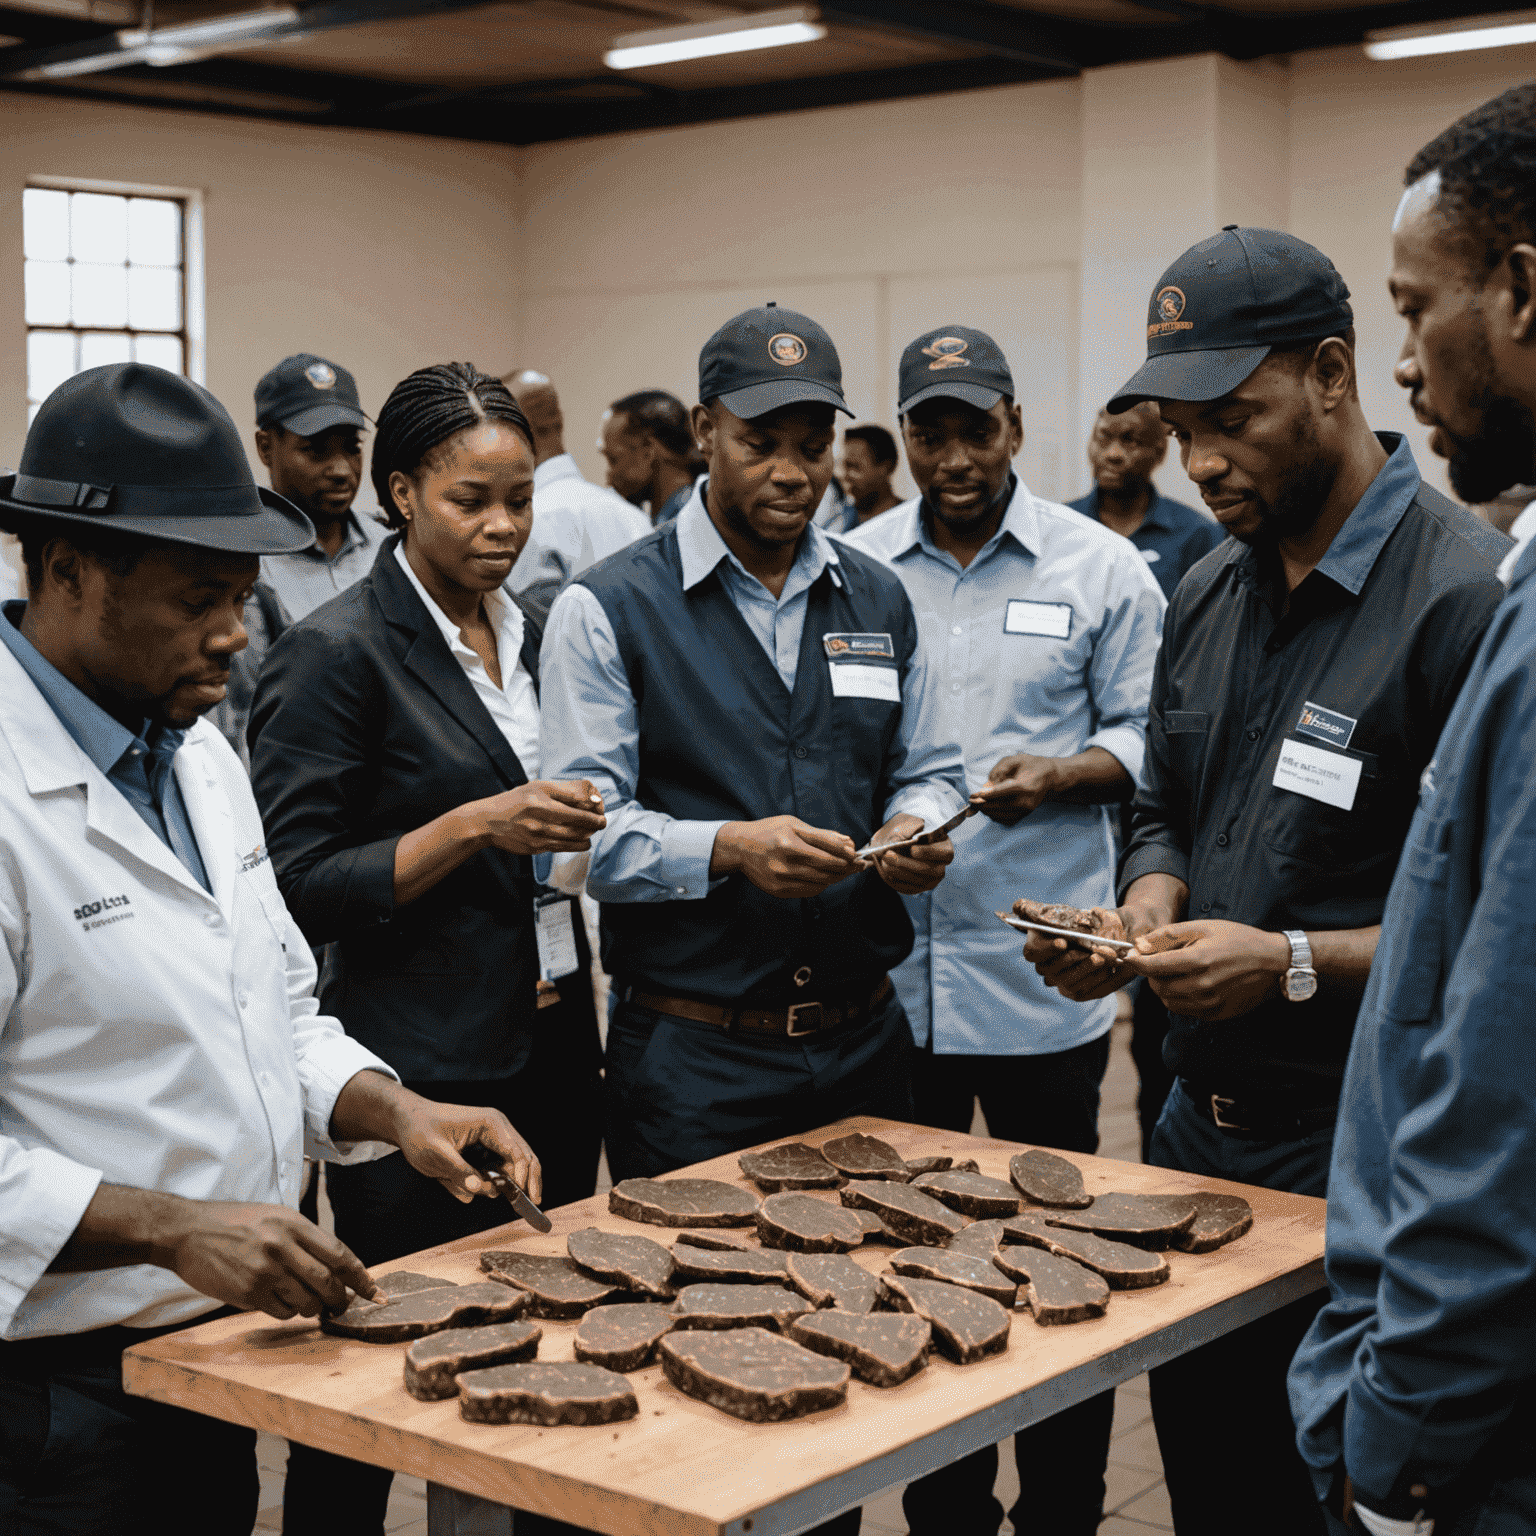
[{"xmin": 255, "ymin": 1010, "xmax": 1171, "ymax": 1534}]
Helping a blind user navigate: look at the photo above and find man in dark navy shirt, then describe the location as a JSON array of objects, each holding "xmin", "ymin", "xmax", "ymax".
[{"xmin": 1031, "ymin": 227, "xmax": 1507, "ymax": 1536}]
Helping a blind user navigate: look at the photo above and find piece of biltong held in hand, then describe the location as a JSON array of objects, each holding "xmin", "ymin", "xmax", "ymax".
[
  {"xmin": 659, "ymin": 1327, "xmax": 849, "ymax": 1421},
  {"xmin": 458, "ymin": 1362, "xmax": 638, "ymax": 1426},
  {"xmin": 1009, "ymin": 1148, "xmax": 1093, "ymax": 1209}
]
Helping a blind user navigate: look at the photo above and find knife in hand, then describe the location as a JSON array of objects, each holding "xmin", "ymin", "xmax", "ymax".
[
  {"xmin": 463, "ymin": 1143, "xmax": 552, "ymax": 1232},
  {"xmin": 853, "ymin": 804, "xmax": 978, "ymax": 860}
]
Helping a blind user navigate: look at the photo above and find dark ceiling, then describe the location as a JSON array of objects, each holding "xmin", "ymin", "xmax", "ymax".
[{"xmin": 0, "ymin": 0, "xmax": 1529, "ymax": 145}]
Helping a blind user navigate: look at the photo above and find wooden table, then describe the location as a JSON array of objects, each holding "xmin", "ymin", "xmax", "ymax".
[{"xmin": 123, "ymin": 1116, "xmax": 1325, "ymax": 1536}]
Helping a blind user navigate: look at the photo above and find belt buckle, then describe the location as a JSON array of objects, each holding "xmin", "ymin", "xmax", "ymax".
[
  {"xmin": 1210, "ymin": 1094, "xmax": 1248, "ymax": 1132},
  {"xmin": 786, "ymin": 1001, "xmax": 824, "ymax": 1037}
]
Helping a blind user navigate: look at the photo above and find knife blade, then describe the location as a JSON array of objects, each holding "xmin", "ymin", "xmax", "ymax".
[
  {"xmin": 463, "ymin": 1143, "xmax": 553, "ymax": 1232},
  {"xmin": 995, "ymin": 910, "xmax": 1136, "ymax": 953},
  {"xmin": 853, "ymin": 804, "xmax": 978, "ymax": 860}
]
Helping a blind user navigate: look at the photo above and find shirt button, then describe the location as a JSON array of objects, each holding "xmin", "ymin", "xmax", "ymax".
[
  {"xmin": 1247, "ymin": 729, "xmax": 1260, "ymax": 741},
  {"xmin": 675, "ymin": 886, "xmax": 686, "ymax": 895},
  {"xmin": 1216, "ymin": 833, "xmax": 1228, "ymax": 846},
  {"xmin": 794, "ymin": 746, "xmax": 808, "ymax": 759},
  {"xmin": 951, "ymin": 683, "xmax": 962, "ymax": 693},
  {"xmin": 238, "ymin": 993, "xmax": 249, "ymax": 1009},
  {"xmin": 951, "ymin": 625, "xmax": 962, "ymax": 636},
  {"xmin": 1200, "ymin": 902, "xmax": 1212, "ymax": 913}
]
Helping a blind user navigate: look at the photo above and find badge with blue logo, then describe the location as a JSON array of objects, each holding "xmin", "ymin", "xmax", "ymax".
[
  {"xmin": 1293, "ymin": 701, "xmax": 1356, "ymax": 750},
  {"xmin": 823, "ymin": 633, "xmax": 894, "ymax": 660}
]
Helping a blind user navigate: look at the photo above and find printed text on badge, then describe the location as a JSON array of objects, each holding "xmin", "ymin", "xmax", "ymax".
[{"xmin": 1272, "ymin": 738, "xmax": 1361, "ymax": 812}]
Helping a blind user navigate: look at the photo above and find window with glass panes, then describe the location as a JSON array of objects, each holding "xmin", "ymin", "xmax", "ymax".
[{"xmin": 24, "ymin": 187, "xmax": 187, "ymax": 421}]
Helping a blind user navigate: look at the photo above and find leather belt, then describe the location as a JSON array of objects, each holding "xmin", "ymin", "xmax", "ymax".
[
  {"xmin": 625, "ymin": 977, "xmax": 893, "ymax": 1038},
  {"xmin": 1185, "ymin": 1081, "xmax": 1337, "ymax": 1140}
]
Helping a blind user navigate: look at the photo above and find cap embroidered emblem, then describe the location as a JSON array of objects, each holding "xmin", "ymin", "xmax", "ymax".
[
  {"xmin": 922, "ymin": 336, "xmax": 969, "ymax": 370},
  {"xmin": 1148, "ymin": 287, "xmax": 1194, "ymax": 339},
  {"xmin": 768, "ymin": 333, "xmax": 807, "ymax": 366},
  {"xmin": 305, "ymin": 362, "xmax": 337, "ymax": 389}
]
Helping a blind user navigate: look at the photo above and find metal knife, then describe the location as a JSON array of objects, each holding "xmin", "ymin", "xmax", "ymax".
[
  {"xmin": 995, "ymin": 910, "xmax": 1136, "ymax": 953},
  {"xmin": 464, "ymin": 1145, "xmax": 553, "ymax": 1232},
  {"xmin": 853, "ymin": 804, "xmax": 978, "ymax": 860}
]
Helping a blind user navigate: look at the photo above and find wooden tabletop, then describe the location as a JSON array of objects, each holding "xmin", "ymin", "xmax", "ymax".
[{"xmin": 123, "ymin": 1117, "xmax": 1325, "ymax": 1536}]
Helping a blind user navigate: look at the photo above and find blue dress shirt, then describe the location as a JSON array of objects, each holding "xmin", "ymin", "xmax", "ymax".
[
  {"xmin": 1068, "ymin": 486, "xmax": 1225, "ymax": 602},
  {"xmin": 540, "ymin": 482, "xmax": 966, "ymax": 904},
  {"xmin": 653, "ymin": 481, "xmax": 694, "ymax": 527},
  {"xmin": 0, "ymin": 601, "xmax": 210, "ymax": 890},
  {"xmin": 1288, "ymin": 531, "xmax": 1536, "ymax": 1511},
  {"xmin": 842, "ymin": 480, "xmax": 1165, "ymax": 1054}
]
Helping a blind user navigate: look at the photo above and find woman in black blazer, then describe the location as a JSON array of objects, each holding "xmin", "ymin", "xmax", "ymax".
[{"xmin": 249, "ymin": 364, "xmax": 606, "ymax": 1536}]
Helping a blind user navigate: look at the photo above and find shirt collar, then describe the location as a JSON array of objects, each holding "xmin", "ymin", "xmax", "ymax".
[
  {"xmin": 676, "ymin": 479, "xmax": 842, "ymax": 595},
  {"xmin": 1498, "ymin": 498, "xmax": 1536, "ymax": 587},
  {"xmin": 1080, "ymin": 484, "xmax": 1177, "ymax": 535},
  {"xmin": 393, "ymin": 543, "xmax": 522, "ymax": 664},
  {"xmin": 534, "ymin": 453, "xmax": 582, "ymax": 492},
  {"xmin": 911, "ymin": 474, "xmax": 1038, "ymax": 564},
  {"xmin": 0, "ymin": 600, "xmax": 182, "ymax": 777},
  {"xmin": 1311, "ymin": 432, "xmax": 1421, "ymax": 597}
]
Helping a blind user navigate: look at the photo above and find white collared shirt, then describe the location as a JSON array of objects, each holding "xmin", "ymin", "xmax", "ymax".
[
  {"xmin": 509, "ymin": 453, "xmax": 651, "ymax": 600},
  {"xmin": 394, "ymin": 543, "xmax": 542, "ymax": 778},
  {"xmin": 1497, "ymin": 499, "xmax": 1536, "ymax": 586}
]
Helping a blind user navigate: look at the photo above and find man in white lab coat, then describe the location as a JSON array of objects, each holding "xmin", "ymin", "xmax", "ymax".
[{"xmin": 0, "ymin": 362, "xmax": 544, "ymax": 1536}]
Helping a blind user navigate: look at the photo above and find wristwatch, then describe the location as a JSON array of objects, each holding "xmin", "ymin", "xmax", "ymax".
[{"xmin": 1281, "ymin": 929, "xmax": 1317, "ymax": 1002}]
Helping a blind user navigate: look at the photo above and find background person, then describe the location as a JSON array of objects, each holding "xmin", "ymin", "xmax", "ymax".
[
  {"xmin": 599, "ymin": 388, "xmax": 702, "ymax": 526},
  {"xmin": 1291, "ymin": 83, "xmax": 1536, "ymax": 1536},
  {"xmin": 1030, "ymin": 229, "xmax": 1508, "ymax": 1536},
  {"xmin": 846, "ymin": 325, "xmax": 1164, "ymax": 1536},
  {"xmin": 826, "ymin": 422, "xmax": 902, "ymax": 531},
  {"xmin": 0, "ymin": 363, "xmax": 538, "ymax": 1536},
  {"xmin": 249, "ymin": 363, "xmax": 607, "ymax": 1536}
]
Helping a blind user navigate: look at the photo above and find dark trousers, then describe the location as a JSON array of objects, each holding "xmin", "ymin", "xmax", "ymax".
[
  {"xmin": 284, "ymin": 1014, "xmax": 602, "ymax": 1536},
  {"xmin": 902, "ymin": 1032, "xmax": 1115, "ymax": 1536},
  {"xmin": 1130, "ymin": 981, "xmax": 1176, "ymax": 1164},
  {"xmin": 603, "ymin": 985, "xmax": 914, "ymax": 1182},
  {"xmin": 0, "ymin": 1314, "xmax": 257, "ymax": 1536},
  {"xmin": 1147, "ymin": 1079, "xmax": 1332, "ymax": 1536}
]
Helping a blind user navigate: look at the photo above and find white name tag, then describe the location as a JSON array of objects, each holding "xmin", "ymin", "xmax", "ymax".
[
  {"xmin": 534, "ymin": 896, "xmax": 580, "ymax": 981},
  {"xmin": 1004, "ymin": 600, "xmax": 1072, "ymax": 639},
  {"xmin": 830, "ymin": 662, "xmax": 900, "ymax": 701},
  {"xmin": 1272, "ymin": 737, "xmax": 1362, "ymax": 812}
]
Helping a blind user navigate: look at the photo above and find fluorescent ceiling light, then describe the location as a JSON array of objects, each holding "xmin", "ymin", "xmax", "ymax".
[
  {"xmin": 605, "ymin": 6, "xmax": 826, "ymax": 70},
  {"xmin": 1365, "ymin": 9, "xmax": 1536, "ymax": 59},
  {"xmin": 21, "ymin": 5, "xmax": 298, "ymax": 78}
]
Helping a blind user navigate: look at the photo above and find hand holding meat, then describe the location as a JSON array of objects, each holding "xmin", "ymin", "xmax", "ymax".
[
  {"xmin": 863, "ymin": 813, "xmax": 954, "ymax": 895},
  {"xmin": 467, "ymin": 779, "xmax": 607, "ymax": 855},
  {"xmin": 971, "ymin": 753, "xmax": 1062, "ymax": 824},
  {"xmin": 1023, "ymin": 902, "xmax": 1140, "ymax": 1001},
  {"xmin": 712, "ymin": 815, "xmax": 861, "ymax": 899},
  {"xmin": 1125, "ymin": 920, "xmax": 1291, "ymax": 1020}
]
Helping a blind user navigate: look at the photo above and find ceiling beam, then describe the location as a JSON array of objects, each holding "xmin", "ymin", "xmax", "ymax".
[{"xmin": 819, "ymin": 0, "xmax": 1081, "ymax": 71}]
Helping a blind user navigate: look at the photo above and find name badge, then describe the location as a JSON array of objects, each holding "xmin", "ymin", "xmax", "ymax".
[
  {"xmin": 1294, "ymin": 700, "xmax": 1357, "ymax": 750},
  {"xmin": 1272, "ymin": 738, "xmax": 1361, "ymax": 812},
  {"xmin": 823, "ymin": 632, "xmax": 894, "ymax": 659},
  {"xmin": 534, "ymin": 894, "xmax": 580, "ymax": 982},
  {"xmin": 1004, "ymin": 600, "xmax": 1072, "ymax": 639},
  {"xmin": 830, "ymin": 663, "xmax": 900, "ymax": 702}
]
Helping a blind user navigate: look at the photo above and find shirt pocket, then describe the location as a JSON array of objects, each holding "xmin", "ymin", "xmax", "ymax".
[
  {"xmin": 1375, "ymin": 813, "xmax": 1451, "ymax": 1024},
  {"xmin": 1163, "ymin": 710, "xmax": 1209, "ymax": 791},
  {"xmin": 1263, "ymin": 747, "xmax": 1387, "ymax": 872}
]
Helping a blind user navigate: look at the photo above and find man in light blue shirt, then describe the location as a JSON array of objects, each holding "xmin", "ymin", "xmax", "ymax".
[{"xmin": 844, "ymin": 325, "xmax": 1164, "ymax": 1536}]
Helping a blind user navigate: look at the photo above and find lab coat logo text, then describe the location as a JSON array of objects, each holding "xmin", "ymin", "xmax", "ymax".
[{"xmin": 74, "ymin": 893, "xmax": 134, "ymax": 931}]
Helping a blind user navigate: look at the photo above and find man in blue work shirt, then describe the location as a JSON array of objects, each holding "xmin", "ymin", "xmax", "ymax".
[
  {"xmin": 1290, "ymin": 83, "xmax": 1536, "ymax": 1536},
  {"xmin": 846, "ymin": 326, "xmax": 1164, "ymax": 1536},
  {"xmin": 1070, "ymin": 401, "xmax": 1223, "ymax": 1159},
  {"xmin": 540, "ymin": 305, "xmax": 966, "ymax": 1204},
  {"xmin": 1031, "ymin": 229, "xmax": 1508, "ymax": 1536}
]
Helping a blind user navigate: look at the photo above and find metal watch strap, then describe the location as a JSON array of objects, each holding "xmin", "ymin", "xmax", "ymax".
[{"xmin": 1283, "ymin": 929, "xmax": 1313, "ymax": 969}]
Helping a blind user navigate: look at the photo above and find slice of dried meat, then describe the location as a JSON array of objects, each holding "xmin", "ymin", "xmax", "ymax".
[
  {"xmin": 902, "ymin": 1155, "xmax": 952, "ymax": 1176},
  {"xmin": 403, "ymin": 1321, "xmax": 542, "ymax": 1401},
  {"xmin": 458, "ymin": 1362, "xmax": 638, "ymax": 1426},
  {"xmin": 877, "ymin": 1275, "xmax": 1011, "ymax": 1364},
  {"xmin": 945, "ymin": 1219, "xmax": 1009, "ymax": 1258},
  {"xmin": 566, "ymin": 1228, "xmax": 675, "ymax": 1299},
  {"xmin": 840, "ymin": 1183, "xmax": 969, "ymax": 1247},
  {"xmin": 788, "ymin": 1311, "xmax": 931, "ymax": 1387},
  {"xmin": 756, "ymin": 1192, "xmax": 866, "ymax": 1253},
  {"xmin": 912, "ymin": 1170, "xmax": 1023, "ymax": 1219},
  {"xmin": 659, "ymin": 1327, "xmax": 849, "ymax": 1422},
  {"xmin": 783, "ymin": 1252, "xmax": 881, "ymax": 1314},
  {"xmin": 670, "ymin": 1283, "xmax": 811, "ymax": 1332},
  {"xmin": 1044, "ymin": 1193, "xmax": 1197, "ymax": 1251},
  {"xmin": 1169, "ymin": 1191, "xmax": 1254, "ymax": 1253},
  {"xmin": 821, "ymin": 1132, "xmax": 912, "ymax": 1183},
  {"xmin": 671, "ymin": 1229, "xmax": 749, "ymax": 1251},
  {"xmin": 609, "ymin": 1178, "xmax": 759, "ymax": 1228},
  {"xmin": 887, "ymin": 1247, "xmax": 1017, "ymax": 1306},
  {"xmin": 479, "ymin": 1252, "xmax": 622, "ymax": 1318},
  {"xmin": 1003, "ymin": 1213, "xmax": 1169, "ymax": 1290},
  {"xmin": 671, "ymin": 1243, "xmax": 789, "ymax": 1285},
  {"xmin": 322, "ymin": 1270, "xmax": 455, "ymax": 1328},
  {"xmin": 1012, "ymin": 897, "xmax": 1101, "ymax": 933},
  {"xmin": 323, "ymin": 1282, "xmax": 527, "ymax": 1343},
  {"xmin": 851, "ymin": 1209, "xmax": 903, "ymax": 1244},
  {"xmin": 991, "ymin": 1247, "xmax": 1110, "ymax": 1325},
  {"xmin": 1008, "ymin": 1149, "xmax": 1093, "ymax": 1209},
  {"xmin": 573, "ymin": 1303, "xmax": 677, "ymax": 1372},
  {"xmin": 737, "ymin": 1143, "xmax": 847, "ymax": 1191}
]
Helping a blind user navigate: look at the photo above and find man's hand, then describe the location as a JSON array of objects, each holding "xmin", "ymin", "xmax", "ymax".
[
  {"xmin": 1126, "ymin": 921, "xmax": 1291, "ymax": 1020},
  {"xmin": 863, "ymin": 813, "xmax": 953, "ymax": 895},
  {"xmin": 971, "ymin": 754, "xmax": 1062, "ymax": 825},
  {"xmin": 1026, "ymin": 873, "xmax": 1188, "ymax": 1003},
  {"xmin": 711, "ymin": 816, "xmax": 860, "ymax": 899},
  {"xmin": 471, "ymin": 779, "xmax": 607, "ymax": 856}
]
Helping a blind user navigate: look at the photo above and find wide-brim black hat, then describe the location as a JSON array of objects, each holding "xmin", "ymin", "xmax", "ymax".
[{"xmin": 0, "ymin": 362, "xmax": 314, "ymax": 555}]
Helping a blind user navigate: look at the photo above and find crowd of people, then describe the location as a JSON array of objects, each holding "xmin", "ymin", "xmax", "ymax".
[{"xmin": 1, "ymin": 78, "xmax": 1534, "ymax": 1536}]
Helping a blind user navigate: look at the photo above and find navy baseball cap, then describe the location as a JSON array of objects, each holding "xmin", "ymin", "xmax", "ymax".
[
  {"xmin": 1108, "ymin": 227, "xmax": 1353, "ymax": 413},
  {"xmin": 898, "ymin": 325, "xmax": 1014, "ymax": 415},
  {"xmin": 255, "ymin": 352, "xmax": 367, "ymax": 436},
  {"xmin": 699, "ymin": 304, "xmax": 851, "ymax": 420}
]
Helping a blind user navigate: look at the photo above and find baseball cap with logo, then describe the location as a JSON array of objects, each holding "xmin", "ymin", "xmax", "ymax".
[
  {"xmin": 255, "ymin": 352, "xmax": 367, "ymax": 436},
  {"xmin": 897, "ymin": 325, "xmax": 1015, "ymax": 415},
  {"xmin": 1108, "ymin": 227, "xmax": 1353, "ymax": 414},
  {"xmin": 698, "ymin": 303, "xmax": 852, "ymax": 419}
]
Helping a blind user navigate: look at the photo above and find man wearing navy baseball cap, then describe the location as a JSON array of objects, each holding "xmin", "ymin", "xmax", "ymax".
[{"xmin": 1029, "ymin": 229, "xmax": 1510, "ymax": 1534}]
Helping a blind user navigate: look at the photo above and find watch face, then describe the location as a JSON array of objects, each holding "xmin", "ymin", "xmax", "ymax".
[{"xmin": 1286, "ymin": 969, "xmax": 1318, "ymax": 1002}]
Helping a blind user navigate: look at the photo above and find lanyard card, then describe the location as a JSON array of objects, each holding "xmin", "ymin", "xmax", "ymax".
[{"xmin": 534, "ymin": 893, "xmax": 580, "ymax": 982}]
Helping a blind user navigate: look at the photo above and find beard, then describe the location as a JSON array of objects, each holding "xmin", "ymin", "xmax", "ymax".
[
  {"xmin": 1440, "ymin": 329, "xmax": 1536, "ymax": 503},
  {"xmin": 1225, "ymin": 416, "xmax": 1336, "ymax": 548}
]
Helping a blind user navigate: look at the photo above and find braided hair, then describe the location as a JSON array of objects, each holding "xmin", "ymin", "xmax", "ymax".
[{"xmin": 371, "ymin": 362, "xmax": 535, "ymax": 531}]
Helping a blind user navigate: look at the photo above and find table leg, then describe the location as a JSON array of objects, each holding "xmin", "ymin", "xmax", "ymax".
[{"xmin": 427, "ymin": 1482, "xmax": 514, "ymax": 1535}]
